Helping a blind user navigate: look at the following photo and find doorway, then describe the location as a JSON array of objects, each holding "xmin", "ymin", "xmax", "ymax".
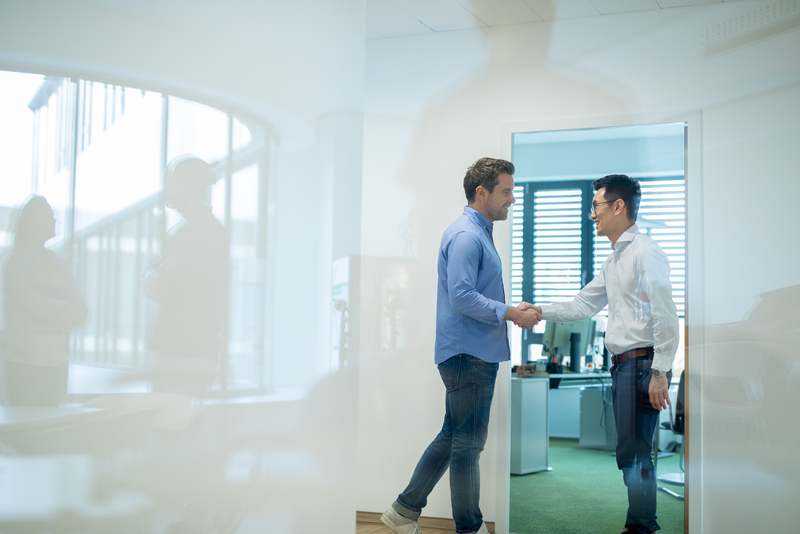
[{"xmin": 507, "ymin": 123, "xmax": 687, "ymax": 534}]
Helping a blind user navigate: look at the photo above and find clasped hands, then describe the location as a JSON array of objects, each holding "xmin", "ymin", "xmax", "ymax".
[{"xmin": 508, "ymin": 301, "xmax": 542, "ymax": 330}]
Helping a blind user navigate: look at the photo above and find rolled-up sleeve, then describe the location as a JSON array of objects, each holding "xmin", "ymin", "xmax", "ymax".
[
  {"xmin": 641, "ymin": 244, "xmax": 679, "ymax": 371},
  {"xmin": 446, "ymin": 232, "xmax": 508, "ymax": 325}
]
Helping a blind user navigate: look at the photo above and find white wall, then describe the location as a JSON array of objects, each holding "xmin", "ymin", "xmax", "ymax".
[
  {"xmin": 0, "ymin": 1, "xmax": 364, "ymax": 532},
  {"xmin": 358, "ymin": 1, "xmax": 800, "ymax": 532}
]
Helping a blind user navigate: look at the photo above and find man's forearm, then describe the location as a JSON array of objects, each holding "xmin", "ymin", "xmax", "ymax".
[{"xmin": 449, "ymin": 288, "xmax": 508, "ymax": 325}]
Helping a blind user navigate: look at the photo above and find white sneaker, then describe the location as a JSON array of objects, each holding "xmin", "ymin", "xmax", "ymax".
[
  {"xmin": 473, "ymin": 523, "xmax": 489, "ymax": 534},
  {"xmin": 380, "ymin": 508, "xmax": 421, "ymax": 534}
]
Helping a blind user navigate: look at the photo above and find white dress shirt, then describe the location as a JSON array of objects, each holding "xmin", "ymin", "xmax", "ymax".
[{"xmin": 540, "ymin": 224, "xmax": 679, "ymax": 372}]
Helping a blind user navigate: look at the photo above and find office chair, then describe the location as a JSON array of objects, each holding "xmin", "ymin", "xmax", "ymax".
[{"xmin": 655, "ymin": 370, "xmax": 685, "ymax": 500}]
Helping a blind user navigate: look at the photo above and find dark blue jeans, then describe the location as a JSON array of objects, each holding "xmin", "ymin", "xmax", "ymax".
[
  {"xmin": 611, "ymin": 357, "xmax": 672, "ymax": 534},
  {"xmin": 393, "ymin": 354, "xmax": 498, "ymax": 533}
]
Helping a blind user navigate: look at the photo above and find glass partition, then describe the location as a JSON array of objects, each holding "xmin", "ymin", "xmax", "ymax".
[{"xmin": 0, "ymin": 69, "xmax": 269, "ymax": 397}]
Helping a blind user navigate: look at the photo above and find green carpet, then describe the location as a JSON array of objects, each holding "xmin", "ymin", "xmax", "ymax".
[{"xmin": 510, "ymin": 438, "xmax": 684, "ymax": 534}]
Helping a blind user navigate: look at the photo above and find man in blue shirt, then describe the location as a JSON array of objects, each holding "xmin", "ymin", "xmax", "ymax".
[{"xmin": 381, "ymin": 158, "xmax": 542, "ymax": 534}]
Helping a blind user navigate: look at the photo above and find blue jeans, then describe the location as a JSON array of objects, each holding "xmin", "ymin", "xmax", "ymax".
[
  {"xmin": 611, "ymin": 357, "xmax": 672, "ymax": 534},
  {"xmin": 393, "ymin": 354, "xmax": 498, "ymax": 533}
]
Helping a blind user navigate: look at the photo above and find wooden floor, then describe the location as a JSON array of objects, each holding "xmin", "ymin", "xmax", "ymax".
[
  {"xmin": 356, "ymin": 512, "xmax": 458, "ymax": 534},
  {"xmin": 356, "ymin": 522, "xmax": 456, "ymax": 534}
]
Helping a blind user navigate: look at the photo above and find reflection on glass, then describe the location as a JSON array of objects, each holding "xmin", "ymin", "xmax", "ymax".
[
  {"xmin": 1, "ymin": 197, "xmax": 87, "ymax": 406},
  {"xmin": 0, "ymin": 55, "xmax": 352, "ymax": 532},
  {"xmin": 144, "ymin": 155, "xmax": 229, "ymax": 397},
  {"xmin": 29, "ymin": 77, "xmax": 73, "ymax": 245},
  {"xmin": 232, "ymin": 117, "xmax": 252, "ymax": 152},
  {"xmin": 167, "ymin": 96, "xmax": 228, "ymax": 163},
  {"xmin": 165, "ymin": 97, "xmax": 229, "ymax": 241},
  {"xmin": 227, "ymin": 163, "xmax": 263, "ymax": 390},
  {"xmin": 73, "ymin": 82, "xmax": 163, "ymax": 231},
  {"xmin": 0, "ymin": 71, "xmax": 44, "ymax": 214}
]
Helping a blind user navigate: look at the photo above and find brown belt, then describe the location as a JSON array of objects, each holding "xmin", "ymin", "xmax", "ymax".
[{"xmin": 611, "ymin": 346, "xmax": 654, "ymax": 366}]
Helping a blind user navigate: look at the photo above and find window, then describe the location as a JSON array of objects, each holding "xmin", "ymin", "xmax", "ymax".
[{"xmin": 0, "ymin": 69, "xmax": 270, "ymax": 397}]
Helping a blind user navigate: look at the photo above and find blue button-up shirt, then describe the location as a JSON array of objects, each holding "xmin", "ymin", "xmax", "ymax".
[{"xmin": 435, "ymin": 207, "xmax": 511, "ymax": 364}]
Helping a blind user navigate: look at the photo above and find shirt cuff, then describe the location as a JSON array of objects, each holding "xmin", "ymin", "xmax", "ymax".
[
  {"xmin": 540, "ymin": 304, "xmax": 555, "ymax": 321},
  {"xmin": 496, "ymin": 303, "xmax": 510, "ymax": 324},
  {"xmin": 651, "ymin": 353, "xmax": 673, "ymax": 372}
]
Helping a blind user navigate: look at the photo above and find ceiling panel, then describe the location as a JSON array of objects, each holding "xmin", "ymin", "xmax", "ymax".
[
  {"xmin": 656, "ymin": 0, "xmax": 723, "ymax": 7},
  {"xmin": 366, "ymin": 0, "xmax": 742, "ymax": 39},
  {"xmin": 523, "ymin": 0, "xmax": 601, "ymax": 21},
  {"xmin": 392, "ymin": 0, "xmax": 487, "ymax": 32},
  {"xmin": 366, "ymin": 0, "xmax": 433, "ymax": 37},
  {"xmin": 365, "ymin": 26, "xmax": 384, "ymax": 39},
  {"xmin": 589, "ymin": 0, "xmax": 661, "ymax": 14},
  {"xmin": 457, "ymin": 0, "xmax": 544, "ymax": 26}
]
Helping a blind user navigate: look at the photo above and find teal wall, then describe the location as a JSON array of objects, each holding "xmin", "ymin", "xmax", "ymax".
[{"xmin": 513, "ymin": 127, "xmax": 685, "ymax": 181}]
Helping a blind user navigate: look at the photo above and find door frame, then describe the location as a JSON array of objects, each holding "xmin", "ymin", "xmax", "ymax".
[{"xmin": 495, "ymin": 110, "xmax": 703, "ymax": 534}]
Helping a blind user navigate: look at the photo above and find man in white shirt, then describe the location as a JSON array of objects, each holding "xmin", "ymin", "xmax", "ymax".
[{"xmin": 532, "ymin": 174, "xmax": 679, "ymax": 534}]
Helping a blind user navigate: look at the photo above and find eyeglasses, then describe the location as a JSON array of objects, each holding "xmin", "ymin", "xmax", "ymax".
[{"xmin": 590, "ymin": 200, "xmax": 616, "ymax": 214}]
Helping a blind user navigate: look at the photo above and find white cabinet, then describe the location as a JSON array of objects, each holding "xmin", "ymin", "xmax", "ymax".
[{"xmin": 510, "ymin": 377, "xmax": 549, "ymax": 475}]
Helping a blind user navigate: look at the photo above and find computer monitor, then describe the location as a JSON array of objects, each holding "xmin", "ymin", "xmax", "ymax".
[{"xmin": 541, "ymin": 318, "xmax": 595, "ymax": 371}]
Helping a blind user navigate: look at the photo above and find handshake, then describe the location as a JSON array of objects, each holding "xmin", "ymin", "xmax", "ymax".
[{"xmin": 506, "ymin": 302, "xmax": 542, "ymax": 330}]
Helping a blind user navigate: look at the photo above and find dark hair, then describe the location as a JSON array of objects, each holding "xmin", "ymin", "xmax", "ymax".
[
  {"xmin": 165, "ymin": 155, "xmax": 218, "ymax": 188},
  {"xmin": 463, "ymin": 158, "xmax": 515, "ymax": 203},
  {"xmin": 12, "ymin": 195, "xmax": 52, "ymax": 249},
  {"xmin": 593, "ymin": 174, "xmax": 641, "ymax": 222}
]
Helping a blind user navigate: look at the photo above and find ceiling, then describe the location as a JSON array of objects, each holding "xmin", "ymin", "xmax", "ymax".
[{"xmin": 366, "ymin": 0, "xmax": 742, "ymax": 39}]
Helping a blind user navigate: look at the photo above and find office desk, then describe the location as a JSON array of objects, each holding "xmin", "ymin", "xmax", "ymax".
[
  {"xmin": 545, "ymin": 372, "xmax": 612, "ymax": 439},
  {"xmin": 544, "ymin": 372, "xmax": 679, "ymax": 450},
  {"xmin": 0, "ymin": 406, "xmax": 107, "ymax": 455},
  {"xmin": 547, "ymin": 371, "xmax": 612, "ymax": 389},
  {"xmin": 0, "ymin": 407, "xmax": 104, "ymax": 435}
]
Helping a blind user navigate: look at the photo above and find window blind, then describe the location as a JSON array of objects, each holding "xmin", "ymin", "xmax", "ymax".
[{"xmin": 531, "ymin": 188, "xmax": 583, "ymax": 305}]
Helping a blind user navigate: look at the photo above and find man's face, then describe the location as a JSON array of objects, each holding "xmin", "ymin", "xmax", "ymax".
[
  {"xmin": 482, "ymin": 173, "xmax": 515, "ymax": 222},
  {"xmin": 590, "ymin": 187, "xmax": 617, "ymax": 237}
]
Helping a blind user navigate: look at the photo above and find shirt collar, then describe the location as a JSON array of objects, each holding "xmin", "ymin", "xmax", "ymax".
[
  {"xmin": 612, "ymin": 223, "xmax": 639, "ymax": 250},
  {"xmin": 464, "ymin": 206, "xmax": 493, "ymax": 234}
]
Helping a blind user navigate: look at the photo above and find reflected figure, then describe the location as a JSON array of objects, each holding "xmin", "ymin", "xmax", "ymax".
[
  {"xmin": 144, "ymin": 155, "xmax": 229, "ymax": 398},
  {"xmin": 696, "ymin": 284, "xmax": 800, "ymax": 492},
  {"xmin": 0, "ymin": 196, "xmax": 88, "ymax": 406}
]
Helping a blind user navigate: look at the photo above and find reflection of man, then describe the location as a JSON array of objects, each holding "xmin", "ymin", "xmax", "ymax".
[
  {"xmin": 381, "ymin": 158, "xmax": 541, "ymax": 534},
  {"xmin": 143, "ymin": 156, "xmax": 229, "ymax": 398},
  {"xmin": 533, "ymin": 175, "xmax": 679, "ymax": 534}
]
